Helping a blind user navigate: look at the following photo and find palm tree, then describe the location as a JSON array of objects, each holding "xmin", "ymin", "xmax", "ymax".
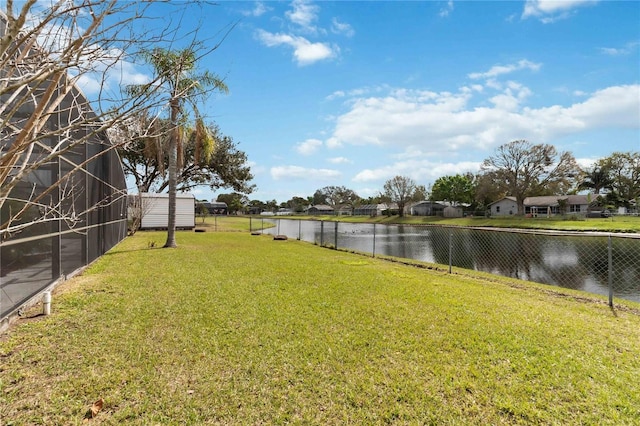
[
  {"xmin": 135, "ymin": 47, "xmax": 227, "ymax": 248},
  {"xmin": 578, "ymin": 166, "xmax": 612, "ymax": 195}
]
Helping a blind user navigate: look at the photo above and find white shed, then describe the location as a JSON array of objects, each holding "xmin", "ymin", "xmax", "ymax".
[
  {"xmin": 488, "ymin": 197, "xmax": 518, "ymax": 216},
  {"xmin": 139, "ymin": 193, "xmax": 195, "ymax": 230}
]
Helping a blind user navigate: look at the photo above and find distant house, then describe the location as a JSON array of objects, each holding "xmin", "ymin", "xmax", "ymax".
[
  {"xmin": 334, "ymin": 205, "xmax": 351, "ymax": 216},
  {"xmin": 489, "ymin": 195, "xmax": 595, "ymax": 217},
  {"xmin": 488, "ymin": 197, "xmax": 518, "ymax": 216},
  {"xmin": 306, "ymin": 204, "xmax": 334, "ymax": 215},
  {"xmin": 411, "ymin": 201, "xmax": 446, "ymax": 216},
  {"xmin": 247, "ymin": 206, "xmax": 263, "ymax": 215},
  {"xmin": 524, "ymin": 194, "xmax": 593, "ymax": 217},
  {"xmin": 353, "ymin": 203, "xmax": 387, "ymax": 216},
  {"xmin": 276, "ymin": 208, "xmax": 293, "ymax": 216},
  {"xmin": 199, "ymin": 201, "xmax": 228, "ymax": 215}
]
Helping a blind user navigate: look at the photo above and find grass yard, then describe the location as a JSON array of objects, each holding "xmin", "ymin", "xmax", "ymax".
[
  {"xmin": 1, "ymin": 231, "xmax": 640, "ymax": 424},
  {"xmin": 193, "ymin": 215, "xmax": 257, "ymax": 232}
]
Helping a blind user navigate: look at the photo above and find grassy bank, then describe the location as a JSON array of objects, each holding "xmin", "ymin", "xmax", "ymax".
[
  {"xmin": 1, "ymin": 231, "xmax": 639, "ymax": 424},
  {"xmin": 285, "ymin": 214, "xmax": 640, "ymax": 233}
]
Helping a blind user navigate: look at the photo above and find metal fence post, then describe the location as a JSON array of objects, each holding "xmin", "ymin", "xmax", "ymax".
[
  {"xmin": 334, "ymin": 221, "xmax": 338, "ymax": 250},
  {"xmin": 372, "ymin": 223, "xmax": 376, "ymax": 257},
  {"xmin": 298, "ymin": 219, "xmax": 301, "ymax": 240},
  {"xmin": 448, "ymin": 230, "xmax": 453, "ymax": 274},
  {"xmin": 320, "ymin": 221, "xmax": 324, "ymax": 246},
  {"xmin": 277, "ymin": 219, "xmax": 281, "ymax": 235},
  {"xmin": 608, "ymin": 234, "xmax": 613, "ymax": 307}
]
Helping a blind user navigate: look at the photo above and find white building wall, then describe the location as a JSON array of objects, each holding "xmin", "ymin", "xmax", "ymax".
[
  {"xmin": 491, "ymin": 198, "xmax": 518, "ymax": 216},
  {"xmin": 140, "ymin": 193, "xmax": 195, "ymax": 229}
]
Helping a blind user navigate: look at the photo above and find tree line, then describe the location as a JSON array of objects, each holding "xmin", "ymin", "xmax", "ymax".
[{"xmin": 215, "ymin": 141, "xmax": 639, "ymax": 217}]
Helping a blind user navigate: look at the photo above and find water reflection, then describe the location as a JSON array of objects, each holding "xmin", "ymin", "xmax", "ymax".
[{"xmin": 263, "ymin": 219, "xmax": 640, "ymax": 303}]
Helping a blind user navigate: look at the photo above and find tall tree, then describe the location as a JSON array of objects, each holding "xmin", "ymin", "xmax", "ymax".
[
  {"xmin": 578, "ymin": 165, "xmax": 613, "ymax": 195},
  {"xmin": 480, "ymin": 140, "xmax": 580, "ymax": 215},
  {"xmin": 473, "ymin": 171, "xmax": 505, "ymax": 212},
  {"xmin": 119, "ymin": 122, "xmax": 254, "ymax": 195},
  {"xmin": 382, "ymin": 176, "xmax": 419, "ymax": 217},
  {"xmin": 283, "ymin": 196, "xmax": 308, "ymax": 213},
  {"xmin": 430, "ymin": 174, "xmax": 475, "ymax": 205},
  {"xmin": 413, "ymin": 185, "xmax": 429, "ymax": 202},
  {"xmin": 131, "ymin": 47, "xmax": 228, "ymax": 248},
  {"xmin": 313, "ymin": 186, "xmax": 360, "ymax": 210},
  {"xmin": 216, "ymin": 192, "xmax": 248, "ymax": 214},
  {"xmin": 598, "ymin": 152, "xmax": 640, "ymax": 205}
]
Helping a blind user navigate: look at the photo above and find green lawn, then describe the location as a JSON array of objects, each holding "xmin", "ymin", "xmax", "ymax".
[{"xmin": 1, "ymin": 231, "xmax": 639, "ymax": 424}]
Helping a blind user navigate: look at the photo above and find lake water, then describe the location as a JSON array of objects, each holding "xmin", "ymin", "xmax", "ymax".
[{"xmin": 261, "ymin": 219, "xmax": 640, "ymax": 303}]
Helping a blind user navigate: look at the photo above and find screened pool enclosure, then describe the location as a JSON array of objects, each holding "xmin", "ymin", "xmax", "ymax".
[{"xmin": 0, "ymin": 15, "xmax": 128, "ymax": 322}]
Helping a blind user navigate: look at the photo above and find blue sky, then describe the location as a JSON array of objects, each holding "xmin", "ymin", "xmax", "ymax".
[{"xmin": 95, "ymin": 1, "xmax": 640, "ymax": 203}]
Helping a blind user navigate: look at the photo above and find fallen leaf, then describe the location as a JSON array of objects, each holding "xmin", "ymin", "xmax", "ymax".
[{"xmin": 83, "ymin": 398, "xmax": 104, "ymax": 421}]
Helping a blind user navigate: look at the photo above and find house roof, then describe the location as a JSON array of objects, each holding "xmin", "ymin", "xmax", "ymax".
[
  {"xmin": 488, "ymin": 197, "xmax": 517, "ymax": 206},
  {"xmin": 308, "ymin": 204, "xmax": 334, "ymax": 211},
  {"xmin": 209, "ymin": 202, "xmax": 228, "ymax": 208},
  {"xmin": 523, "ymin": 194, "xmax": 594, "ymax": 207},
  {"xmin": 355, "ymin": 204, "xmax": 385, "ymax": 210},
  {"xmin": 412, "ymin": 200, "xmax": 446, "ymax": 207},
  {"xmin": 489, "ymin": 195, "xmax": 595, "ymax": 207}
]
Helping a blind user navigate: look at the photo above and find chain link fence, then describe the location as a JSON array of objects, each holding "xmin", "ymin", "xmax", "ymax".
[{"xmin": 254, "ymin": 218, "xmax": 640, "ymax": 306}]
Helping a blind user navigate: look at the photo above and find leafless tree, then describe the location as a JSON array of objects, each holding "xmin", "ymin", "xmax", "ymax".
[
  {"xmin": 383, "ymin": 176, "xmax": 419, "ymax": 217},
  {"xmin": 481, "ymin": 140, "xmax": 580, "ymax": 215}
]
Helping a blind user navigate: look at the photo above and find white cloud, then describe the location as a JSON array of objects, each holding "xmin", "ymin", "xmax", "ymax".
[
  {"xmin": 331, "ymin": 17, "xmax": 354, "ymax": 37},
  {"xmin": 242, "ymin": 2, "xmax": 270, "ymax": 17},
  {"xmin": 326, "ymin": 90, "xmax": 346, "ymax": 101},
  {"xmin": 327, "ymin": 156, "xmax": 352, "ymax": 164},
  {"xmin": 72, "ymin": 56, "xmax": 150, "ymax": 96},
  {"xmin": 439, "ymin": 1, "xmax": 454, "ymax": 17},
  {"xmin": 353, "ymin": 159, "xmax": 481, "ymax": 183},
  {"xmin": 249, "ymin": 162, "xmax": 268, "ymax": 177},
  {"xmin": 522, "ymin": 0, "xmax": 598, "ymax": 22},
  {"xmin": 27, "ymin": 18, "xmax": 151, "ymax": 97},
  {"xmin": 542, "ymin": 85, "xmax": 640, "ymax": 128},
  {"xmin": 327, "ymin": 84, "xmax": 640, "ymax": 154},
  {"xmin": 468, "ymin": 59, "xmax": 542, "ymax": 80},
  {"xmin": 271, "ymin": 165, "xmax": 341, "ymax": 180},
  {"xmin": 286, "ymin": 0, "xmax": 320, "ymax": 32},
  {"xmin": 575, "ymin": 157, "xmax": 598, "ymax": 169},
  {"xmin": 488, "ymin": 82, "xmax": 532, "ymax": 111},
  {"xmin": 326, "ymin": 137, "xmax": 342, "ymax": 149},
  {"xmin": 255, "ymin": 29, "xmax": 337, "ymax": 65},
  {"xmin": 295, "ymin": 138, "xmax": 323, "ymax": 155},
  {"xmin": 599, "ymin": 41, "xmax": 639, "ymax": 56}
]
